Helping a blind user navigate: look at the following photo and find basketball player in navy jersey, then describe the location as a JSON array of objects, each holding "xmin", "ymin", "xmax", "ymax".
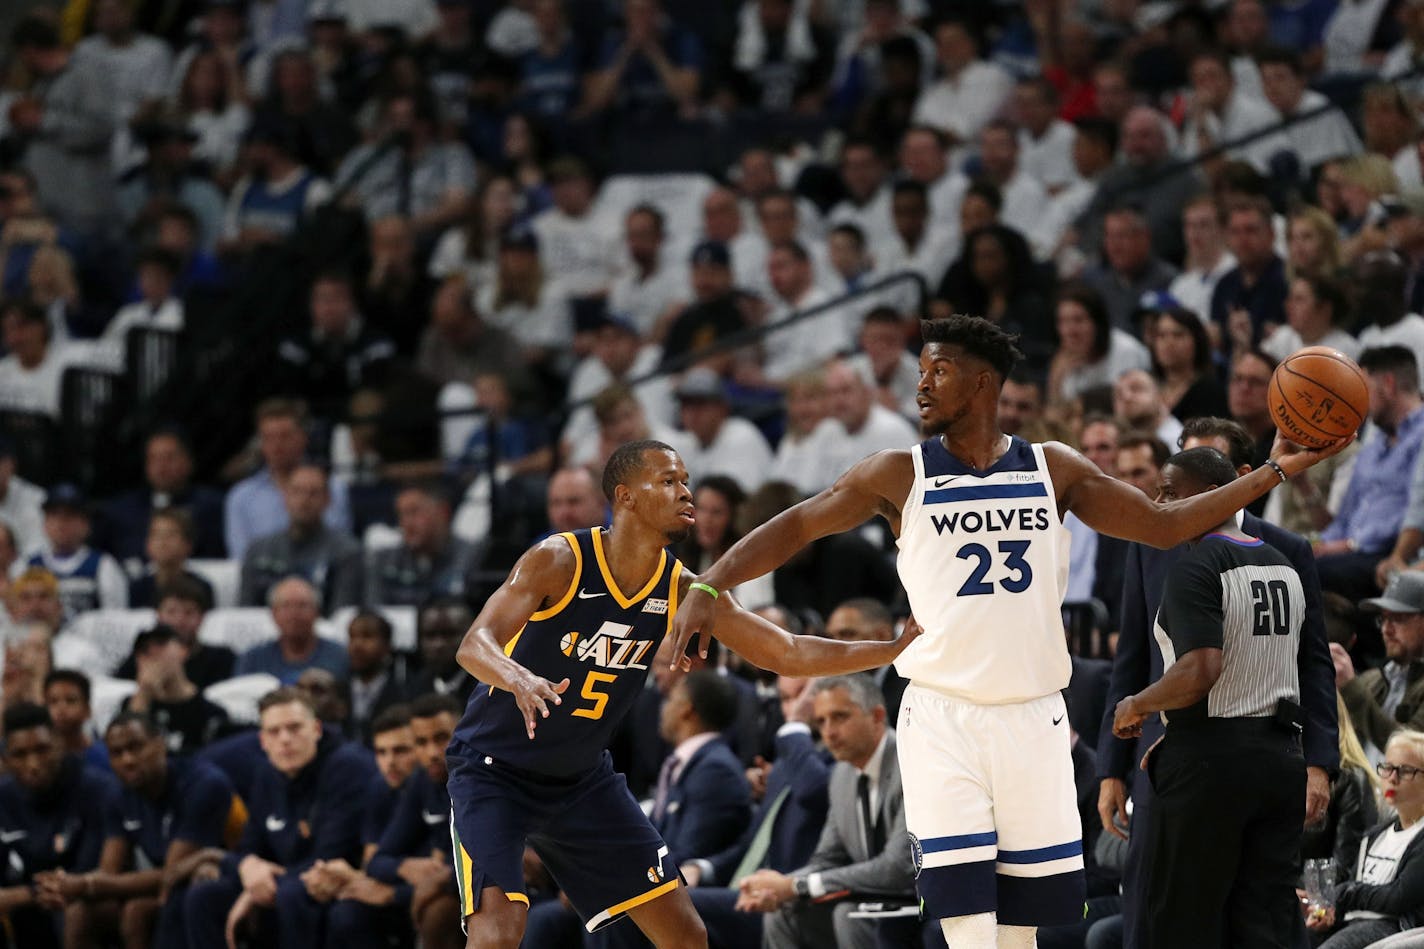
[
  {"xmin": 671, "ymin": 315, "xmax": 1352, "ymax": 949},
  {"xmin": 446, "ymin": 439, "xmax": 920, "ymax": 949}
]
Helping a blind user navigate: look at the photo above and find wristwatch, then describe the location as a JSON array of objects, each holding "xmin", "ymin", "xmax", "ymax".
[{"xmin": 793, "ymin": 876, "xmax": 811, "ymax": 900}]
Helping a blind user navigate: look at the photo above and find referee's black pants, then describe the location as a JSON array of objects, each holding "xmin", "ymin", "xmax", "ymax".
[{"xmin": 1145, "ymin": 720, "xmax": 1305, "ymax": 949}]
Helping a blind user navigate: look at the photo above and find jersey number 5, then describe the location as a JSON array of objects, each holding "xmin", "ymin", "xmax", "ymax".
[
  {"xmin": 571, "ymin": 671, "xmax": 617, "ymax": 720},
  {"xmin": 956, "ymin": 540, "xmax": 1033, "ymax": 596}
]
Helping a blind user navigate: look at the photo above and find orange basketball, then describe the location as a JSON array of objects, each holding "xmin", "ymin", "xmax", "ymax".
[{"xmin": 1267, "ymin": 346, "xmax": 1368, "ymax": 449}]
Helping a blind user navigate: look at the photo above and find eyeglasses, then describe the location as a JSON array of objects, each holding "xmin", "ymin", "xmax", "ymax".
[
  {"xmin": 1377, "ymin": 763, "xmax": 1424, "ymax": 781},
  {"xmin": 1377, "ymin": 613, "xmax": 1417, "ymax": 628}
]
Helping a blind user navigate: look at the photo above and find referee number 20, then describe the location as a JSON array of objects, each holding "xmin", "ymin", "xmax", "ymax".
[{"xmin": 1250, "ymin": 579, "xmax": 1291, "ymax": 636}]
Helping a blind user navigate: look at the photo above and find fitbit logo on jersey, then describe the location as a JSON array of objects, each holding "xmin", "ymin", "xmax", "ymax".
[
  {"xmin": 931, "ymin": 507, "xmax": 1051, "ymax": 535},
  {"xmin": 559, "ymin": 621, "xmax": 655, "ymax": 670}
]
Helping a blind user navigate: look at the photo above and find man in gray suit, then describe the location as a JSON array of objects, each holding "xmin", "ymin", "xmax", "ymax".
[{"xmin": 736, "ymin": 674, "xmax": 914, "ymax": 949}]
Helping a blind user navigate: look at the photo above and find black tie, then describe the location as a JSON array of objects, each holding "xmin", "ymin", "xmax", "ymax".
[{"xmin": 858, "ymin": 773, "xmax": 882, "ymax": 856}]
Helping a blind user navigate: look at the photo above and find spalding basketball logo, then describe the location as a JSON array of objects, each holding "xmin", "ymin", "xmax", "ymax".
[
  {"xmin": 560, "ymin": 632, "xmax": 579, "ymax": 656},
  {"xmin": 909, "ymin": 833, "xmax": 923, "ymax": 878}
]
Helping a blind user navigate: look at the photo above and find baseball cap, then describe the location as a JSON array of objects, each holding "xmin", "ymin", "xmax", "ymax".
[
  {"xmin": 1134, "ymin": 290, "xmax": 1184, "ymax": 315},
  {"xmin": 675, "ymin": 367, "xmax": 726, "ymax": 402},
  {"xmin": 689, "ymin": 240, "xmax": 730, "ymax": 268},
  {"xmin": 1363, "ymin": 572, "xmax": 1424, "ymax": 614},
  {"xmin": 42, "ymin": 483, "xmax": 89, "ymax": 514}
]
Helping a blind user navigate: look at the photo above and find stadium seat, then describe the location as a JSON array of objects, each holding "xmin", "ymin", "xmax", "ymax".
[
  {"xmin": 89, "ymin": 675, "xmax": 138, "ymax": 733},
  {"xmin": 205, "ymin": 672, "xmax": 282, "ymax": 725},
  {"xmin": 326, "ymin": 605, "xmax": 417, "ymax": 651},
  {"xmin": 63, "ymin": 608, "xmax": 157, "ymax": 674},
  {"xmin": 189, "ymin": 558, "xmax": 241, "ymax": 609}
]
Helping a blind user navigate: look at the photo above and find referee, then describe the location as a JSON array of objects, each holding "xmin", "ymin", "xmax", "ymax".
[{"xmin": 1113, "ymin": 447, "xmax": 1309, "ymax": 949}]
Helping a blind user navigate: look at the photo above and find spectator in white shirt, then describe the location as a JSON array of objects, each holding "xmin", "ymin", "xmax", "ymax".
[
  {"xmin": 827, "ymin": 138, "xmax": 895, "ymax": 251},
  {"xmin": 1225, "ymin": 0, "xmax": 1271, "ymax": 99},
  {"xmin": 1287, "ymin": 205, "xmax": 1344, "ymax": 281},
  {"xmin": 1013, "ymin": 77, "xmax": 1078, "ymax": 194},
  {"xmin": 477, "ymin": 225, "xmax": 572, "ymax": 364},
  {"xmin": 826, "ymin": 224, "xmax": 877, "ymax": 297},
  {"xmin": 75, "ymin": 0, "xmax": 173, "ymax": 150},
  {"xmin": 847, "ymin": 306, "xmax": 919, "ymax": 421},
  {"xmin": 1038, "ymin": 116, "xmax": 1117, "ymax": 264},
  {"xmin": 665, "ymin": 368, "xmax": 772, "ymax": 492},
  {"xmin": 1113, "ymin": 368, "xmax": 1184, "ymax": 450},
  {"xmin": 1384, "ymin": 0, "xmax": 1424, "ymax": 99},
  {"xmin": 875, "ymin": 180, "xmax": 956, "ymax": 298},
  {"xmin": 608, "ymin": 204, "xmax": 690, "ymax": 340},
  {"xmin": 965, "ymin": 119, "xmax": 1052, "ymax": 256},
  {"xmin": 99, "ymin": 249, "xmax": 184, "ymax": 370},
  {"xmin": 0, "ymin": 438, "xmax": 45, "ymax": 558},
  {"xmin": 1259, "ymin": 47, "xmax": 1363, "ymax": 175},
  {"xmin": 770, "ymin": 368, "xmax": 846, "ymax": 496},
  {"xmin": 1168, "ymin": 193, "xmax": 1238, "ymax": 327},
  {"xmin": 1180, "ymin": 48, "xmax": 1291, "ymax": 174},
  {"xmin": 700, "ymin": 186, "xmax": 766, "ymax": 295},
  {"xmin": 910, "ymin": 18, "xmax": 1011, "ymax": 162},
  {"xmin": 0, "ymin": 299, "xmax": 68, "ymax": 420},
  {"xmin": 896, "ymin": 125, "xmax": 960, "ymax": 225},
  {"xmin": 560, "ymin": 312, "xmax": 671, "ymax": 461},
  {"xmin": 532, "ymin": 156, "xmax": 617, "ymax": 304},
  {"xmin": 1264, "ymin": 272, "xmax": 1362, "ymax": 363},
  {"xmin": 757, "ymin": 241, "xmax": 847, "ymax": 384},
  {"xmin": 743, "ymin": 190, "xmax": 835, "ymax": 299},
  {"xmin": 824, "ymin": 357, "xmax": 917, "ymax": 476}
]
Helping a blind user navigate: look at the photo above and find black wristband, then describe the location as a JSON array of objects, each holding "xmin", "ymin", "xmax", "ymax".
[{"xmin": 1265, "ymin": 459, "xmax": 1288, "ymax": 484}]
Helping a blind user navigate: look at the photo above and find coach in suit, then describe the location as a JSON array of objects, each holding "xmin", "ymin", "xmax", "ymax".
[
  {"xmin": 737, "ymin": 675, "xmax": 915, "ymax": 949},
  {"xmin": 680, "ymin": 675, "xmax": 833, "ymax": 949},
  {"xmin": 1096, "ymin": 419, "xmax": 1339, "ymax": 949}
]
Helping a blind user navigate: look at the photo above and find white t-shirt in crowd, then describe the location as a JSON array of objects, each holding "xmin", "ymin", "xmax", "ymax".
[
  {"xmin": 1262, "ymin": 326, "xmax": 1362, "ymax": 364},
  {"xmin": 770, "ymin": 417, "xmax": 848, "ymax": 497},
  {"xmin": 1346, "ymin": 819, "xmax": 1424, "ymax": 921},
  {"xmin": 0, "ymin": 347, "xmax": 71, "ymax": 419},
  {"xmin": 666, "ymin": 417, "xmax": 774, "ymax": 492},
  {"xmin": 1360, "ymin": 315, "xmax": 1424, "ymax": 382},
  {"xmin": 1019, "ymin": 119, "xmax": 1080, "ymax": 192}
]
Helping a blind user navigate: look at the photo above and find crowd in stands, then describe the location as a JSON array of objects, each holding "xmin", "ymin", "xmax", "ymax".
[{"xmin": 9, "ymin": 0, "xmax": 1424, "ymax": 947}]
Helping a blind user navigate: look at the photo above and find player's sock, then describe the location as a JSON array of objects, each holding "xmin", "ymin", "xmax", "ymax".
[
  {"xmin": 996, "ymin": 924, "xmax": 1037, "ymax": 948},
  {"xmin": 939, "ymin": 912, "xmax": 996, "ymax": 948}
]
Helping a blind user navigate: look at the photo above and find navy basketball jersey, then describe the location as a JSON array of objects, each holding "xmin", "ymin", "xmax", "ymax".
[{"xmin": 451, "ymin": 528, "xmax": 683, "ymax": 779}]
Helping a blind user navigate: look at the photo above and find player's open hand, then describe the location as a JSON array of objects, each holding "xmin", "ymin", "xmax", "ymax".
[
  {"xmin": 1112, "ymin": 695, "xmax": 1148, "ymax": 739},
  {"xmin": 894, "ymin": 614, "xmax": 924, "ymax": 652},
  {"xmin": 1271, "ymin": 430, "xmax": 1356, "ymax": 477},
  {"xmin": 514, "ymin": 672, "xmax": 569, "ymax": 739},
  {"xmin": 669, "ymin": 583, "xmax": 718, "ymax": 668}
]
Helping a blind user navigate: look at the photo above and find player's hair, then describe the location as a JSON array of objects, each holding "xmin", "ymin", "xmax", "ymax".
[
  {"xmin": 410, "ymin": 692, "xmax": 463, "ymax": 720},
  {"xmin": 349, "ymin": 609, "xmax": 393, "ymax": 643},
  {"xmin": 1360, "ymin": 345, "xmax": 1420, "ymax": 393},
  {"xmin": 4, "ymin": 701, "xmax": 52, "ymax": 739},
  {"xmin": 601, "ymin": 439, "xmax": 676, "ymax": 503},
  {"xmin": 105, "ymin": 710, "xmax": 162, "ymax": 740},
  {"xmin": 156, "ymin": 574, "xmax": 214, "ymax": 612},
  {"xmin": 811, "ymin": 674, "xmax": 884, "ymax": 713},
  {"xmin": 258, "ymin": 686, "xmax": 318, "ymax": 717},
  {"xmin": 920, "ymin": 314, "xmax": 1024, "ymax": 380},
  {"xmin": 1178, "ymin": 417, "xmax": 1256, "ymax": 470},
  {"xmin": 44, "ymin": 669, "xmax": 91, "ymax": 705},
  {"xmin": 371, "ymin": 704, "xmax": 412, "ymax": 737},
  {"xmin": 1118, "ymin": 431, "xmax": 1171, "ymax": 469},
  {"xmin": 1164, "ymin": 446, "xmax": 1239, "ymax": 489},
  {"xmin": 680, "ymin": 671, "xmax": 740, "ymax": 733}
]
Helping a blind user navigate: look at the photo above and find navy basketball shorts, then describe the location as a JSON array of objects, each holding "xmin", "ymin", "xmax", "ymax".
[
  {"xmin": 898, "ymin": 684, "xmax": 1086, "ymax": 927},
  {"xmin": 447, "ymin": 743, "xmax": 677, "ymax": 933}
]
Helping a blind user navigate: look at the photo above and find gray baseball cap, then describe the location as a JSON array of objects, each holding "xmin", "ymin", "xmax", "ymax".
[{"xmin": 1363, "ymin": 572, "xmax": 1424, "ymax": 614}]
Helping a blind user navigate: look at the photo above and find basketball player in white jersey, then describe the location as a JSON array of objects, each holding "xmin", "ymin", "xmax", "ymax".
[{"xmin": 670, "ymin": 315, "xmax": 1352, "ymax": 948}]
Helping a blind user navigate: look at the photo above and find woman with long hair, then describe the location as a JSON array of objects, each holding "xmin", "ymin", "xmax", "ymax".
[
  {"xmin": 1047, "ymin": 282, "xmax": 1150, "ymax": 402},
  {"xmin": 1288, "ymin": 206, "xmax": 1345, "ymax": 281},
  {"xmin": 677, "ymin": 475, "xmax": 774, "ymax": 609},
  {"xmin": 1148, "ymin": 305, "xmax": 1229, "ymax": 421},
  {"xmin": 1265, "ymin": 273, "xmax": 1361, "ymax": 363},
  {"xmin": 1302, "ymin": 693, "xmax": 1381, "ymax": 882},
  {"xmin": 174, "ymin": 47, "xmax": 250, "ymax": 177},
  {"xmin": 940, "ymin": 224, "xmax": 1054, "ymax": 368},
  {"xmin": 475, "ymin": 226, "xmax": 569, "ymax": 376},
  {"xmin": 428, "ymin": 175, "xmax": 521, "ymax": 287}
]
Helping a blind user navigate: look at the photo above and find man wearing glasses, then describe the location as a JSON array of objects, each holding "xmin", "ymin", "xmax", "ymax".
[{"xmin": 1336, "ymin": 572, "xmax": 1424, "ymax": 764}]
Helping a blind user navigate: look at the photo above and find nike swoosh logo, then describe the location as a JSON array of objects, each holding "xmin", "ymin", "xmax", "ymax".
[
  {"xmin": 1052, "ymin": 715, "xmax": 1064, "ymax": 726},
  {"xmin": 265, "ymin": 817, "xmax": 286, "ymax": 832},
  {"xmin": 0, "ymin": 830, "xmax": 25, "ymax": 843},
  {"xmin": 122, "ymin": 820, "xmax": 142, "ymax": 832},
  {"xmin": 422, "ymin": 810, "xmax": 446, "ymax": 825},
  {"xmin": 932, "ymin": 477, "xmax": 959, "ymax": 488},
  {"xmin": 577, "ymin": 589, "xmax": 606, "ymax": 599}
]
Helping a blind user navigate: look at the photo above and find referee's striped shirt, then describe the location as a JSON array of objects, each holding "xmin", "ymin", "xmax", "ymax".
[{"xmin": 1152, "ymin": 533, "xmax": 1305, "ymax": 724}]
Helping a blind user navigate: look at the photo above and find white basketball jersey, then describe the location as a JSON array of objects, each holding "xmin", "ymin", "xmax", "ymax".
[{"xmin": 895, "ymin": 436, "xmax": 1073, "ymax": 704}]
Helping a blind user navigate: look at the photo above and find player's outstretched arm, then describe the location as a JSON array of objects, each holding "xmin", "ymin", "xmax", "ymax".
[
  {"xmin": 455, "ymin": 536, "xmax": 576, "ymax": 739},
  {"xmin": 669, "ymin": 450, "xmax": 913, "ymax": 665},
  {"xmin": 1049, "ymin": 434, "xmax": 1355, "ymax": 549},
  {"xmin": 703, "ymin": 580, "xmax": 923, "ymax": 677}
]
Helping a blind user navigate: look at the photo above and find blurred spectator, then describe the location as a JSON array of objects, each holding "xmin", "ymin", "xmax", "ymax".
[
  {"xmin": 1264, "ymin": 272, "xmax": 1361, "ymax": 363},
  {"xmin": 967, "ymin": 119, "xmax": 1052, "ymax": 254},
  {"xmin": 996, "ymin": 371, "xmax": 1044, "ymax": 437},
  {"xmin": 1082, "ymin": 205, "xmax": 1180, "ymax": 333},
  {"xmin": 0, "ymin": 297, "xmax": 71, "ymax": 419},
  {"xmin": 334, "ymin": 90, "xmax": 475, "ymax": 239},
  {"xmin": 937, "ymin": 224, "xmax": 1052, "ymax": 369},
  {"xmin": 220, "ymin": 117, "xmax": 332, "ymax": 255},
  {"xmin": 824, "ymin": 598, "xmax": 906, "ymax": 718},
  {"xmin": 19, "ymin": 484, "xmax": 127, "ymax": 620},
  {"xmin": 1148, "ymin": 304, "xmax": 1230, "ymax": 422},
  {"xmin": 476, "ymin": 224, "xmax": 571, "ymax": 364},
  {"xmin": 1212, "ymin": 197, "xmax": 1289, "ymax": 355},
  {"xmin": 224, "ymin": 399, "xmax": 353, "ymax": 560},
  {"xmin": 238, "ymin": 463, "xmax": 364, "ymax": 610},
  {"xmin": 121, "ymin": 624, "xmax": 229, "ymax": 754},
  {"xmin": 7, "ymin": 565, "xmax": 65, "ymax": 633},
  {"xmin": 1040, "ymin": 116, "xmax": 1117, "ymax": 259},
  {"xmin": 584, "ymin": 0, "xmax": 702, "ymax": 121},
  {"xmin": 0, "ymin": 435, "xmax": 45, "ymax": 556},
  {"xmin": 26, "ymin": 243, "xmax": 93, "ymax": 342},
  {"xmin": 828, "ymin": 138, "xmax": 894, "ymax": 251},
  {"xmin": 1322, "ymin": 0, "xmax": 1402, "ymax": 76},
  {"xmin": 1167, "ymin": 194, "xmax": 1237, "ymax": 326},
  {"xmin": 1114, "ymin": 431, "xmax": 1170, "ymax": 498},
  {"xmin": 118, "ymin": 575, "xmax": 235, "ymax": 689},
  {"xmin": 366, "ymin": 482, "xmax": 483, "ymax": 606},
  {"xmin": 234, "ymin": 576, "xmax": 349, "ymax": 683},
  {"xmin": 360, "ymin": 215, "xmax": 434, "ymax": 355},
  {"xmin": 1179, "ymin": 48, "xmax": 1288, "ymax": 174},
  {"xmin": 128, "ymin": 508, "xmax": 215, "ymax": 609},
  {"xmin": 415, "ymin": 275, "xmax": 524, "ymax": 389},
  {"xmin": 1318, "ymin": 346, "xmax": 1424, "ymax": 601},
  {"xmin": 1048, "ymin": 282, "xmax": 1151, "ymax": 403},
  {"xmin": 172, "ymin": 46, "xmax": 251, "ymax": 178},
  {"xmin": 768, "ymin": 368, "xmax": 842, "ymax": 497},
  {"xmin": 0, "ymin": 166, "xmax": 79, "ymax": 303},
  {"xmin": 828, "ymin": 0, "xmax": 931, "ymax": 118},
  {"xmin": 660, "ymin": 240, "xmax": 753, "ymax": 373},
  {"xmin": 150, "ymin": 202, "xmax": 226, "ymax": 294},
  {"xmin": 678, "ymin": 475, "xmax": 774, "ymax": 611},
  {"xmin": 875, "ymin": 179, "xmax": 955, "ymax": 294},
  {"xmin": 667, "ymin": 368, "xmax": 773, "ymax": 491},
  {"xmin": 911, "ymin": 18, "xmax": 1011, "ymax": 159},
  {"xmin": 43, "ymin": 668, "xmax": 105, "ymax": 770},
  {"xmin": 7, "ymin": 14, "xmax": 119, "ymax": 239},
  {"xmin": 850, "ymin": 33, "xmax": 924, "ymax": 146},
  {"xmin": 608, "ymin": 205, "xmax": 690, "ymax": 340},
  {"xmin": 1355, "ymin": 251, "xmax": 1424, "ymax": 375},
  {"xmin": 755, "ymin": 240, "xmax": 848, "ymax": 385},
  {"xmin": 1336, "ymin": 153, "xmax": 1397, "ymax": 249},
  {"xmin": 1014, "ymin": 76, "xmax": 1078, "ymax": 193},
  {"xmin": 409, "ymin": 596, "xmax": 476, "ymax": 702},
  {"xmin": 117, "ymin": 106, "xmax": 226, "ymax": 251},
  {"xmin": 0, "ymin": 702, "xmax": 117, "ymax": 949},
  {"xmin": 567, "ymin": 383, "xmax": 676, "ymax": 473},
  {"xmin": 698, "ymin": 185, "xmax": 761, "ymax": 291},
  {"xmin": 848, "ymin": 307, "xmax": 918, "ymax": 421},
  {"xmin": 1226, "ymin": 0, "xmax": 1272, "ymax": 97},
  {"xmin": 1259, "ymin": 47, "xmax": 1362, "ymax": 174},
  {"xmin": 344, "ymin": 611, "xmax": 412, "ymax": 742},
  {"xmin": 1288, "ymin": 205, "xmax": 1344, "ymax": 282},
  {"xmin": 728, "ymin": 0, "xmax": 835, "ymax": 113},
  {"xmin": 1298, "ymin": 692, "xmax": 1380, "ymax": 884},
  {"xmin": 824, "ymin": 357, "xmax": 916, "ymax": 474},
  {"xmin": 97, "ymin": 427, "xmax": 226, "ymax": 568},
  {"xmin": 1080, "ymin": 414, "xmax": 1124, "ymax": 477},
  {"xmin": 182, "ymin": 687, "xmax": 371, "ymax": 948},
  {"xmin": 100, "ymin": 247, "xmax": 185, "ymax": 356},
  {"xmin": 1339, "ymin": 573, "xmax": 1424, "ymax": 757},
  {"xmin": 251, "ymin": 48, "xmax": 358, "ymax": 176},
  {"xmin": 445, "ymin": 372, "xmax": 552, "ymax": 490},
  {"xmin": 533, "ymin": 156, "xmax": 616, "ymax": 303},
  {"xmin": 562, "ymin": 312, "xmax": 672, "ymax": 457},
  {"xmin": 1110, "ymin": 370, "xmax": 1179, "ymax": 450},
  {"xmin": 1226, "ymin": 349, "xmax": 1280, "ymax": 473},
  {"xmin": 275, "ymin": 270, "xmax": 396, "ymax": 417},
  {"xmin": 427, "ymin": 175, "xmax": 519, "ymax": 289},
  {"xmin": 512, "ymin": 0, "xmax": 587, "ymax": 123},
  {"xmin": 75, "ymin": 0, "xmax": 174, "ymax": 143}
]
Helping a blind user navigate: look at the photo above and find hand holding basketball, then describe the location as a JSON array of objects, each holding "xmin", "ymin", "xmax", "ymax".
[{"xmin": 1268, "ymin": 347, "xmax": 1368, "ymax": 451}]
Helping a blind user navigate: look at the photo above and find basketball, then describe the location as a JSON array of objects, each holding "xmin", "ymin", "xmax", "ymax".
[{"xmin": 1267, "ymin": 346, "xmax": 1369, "ymax": 449}]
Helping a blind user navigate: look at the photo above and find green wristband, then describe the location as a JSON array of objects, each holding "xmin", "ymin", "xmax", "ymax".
[{"xmin": 689, "ymin": 582, "xmax": 720, "ymax": 599}]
